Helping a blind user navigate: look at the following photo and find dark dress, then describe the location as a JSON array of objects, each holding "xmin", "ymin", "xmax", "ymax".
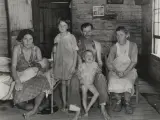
[{"xmin": 14, "ymin": 45, "xmax": 50, "ymax": 104}]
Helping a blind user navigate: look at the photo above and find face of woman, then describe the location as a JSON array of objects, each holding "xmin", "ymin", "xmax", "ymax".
[
  {"xmin": 58, "ymin": 21, "xmax": 68, "ymax": 33},
  {"xmin": 116, "ymin": 30, "xmax": 127, "ymax": 45},
  {"xmin": 22, "ymin": 34, "xmax": 33, "ymax": 49}
]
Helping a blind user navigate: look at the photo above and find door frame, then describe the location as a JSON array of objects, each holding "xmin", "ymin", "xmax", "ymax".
[{"xmin": 32, "ymin": 0, "xmax": 72, "ymax": 46}]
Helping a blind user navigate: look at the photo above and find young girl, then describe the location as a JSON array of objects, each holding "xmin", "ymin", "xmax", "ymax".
[
  {"xmin": 78, "ymin": 50, "xmax": 99, "ymax": 116},
  {"xmin": 52, "ymin": 18, "xmax": 78, "ymax": 111}
]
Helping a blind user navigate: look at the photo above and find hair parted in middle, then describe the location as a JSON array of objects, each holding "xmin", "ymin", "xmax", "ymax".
[{"xmin": 116, "ymin": 26, "xmax": 130, "ymax": 39}]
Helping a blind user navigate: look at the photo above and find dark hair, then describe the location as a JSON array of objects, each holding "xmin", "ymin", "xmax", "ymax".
[
  {"xmin": 16, "ymin": 29, "xmax": 34, "ymax": 42},
  {"xmin": 116, "ymin": 26, "xmax": 130, "ymax": 39},
  {"xmin": 57, "ymin": 17, "xmax": 71, "ymax": 31},
  {"xmin": 82, "ymin": 49, "xmax": 95, "ymax": 60},
  {"xmin": 81, "ymin": 23, "xmax": 93, "ymax": 31}
]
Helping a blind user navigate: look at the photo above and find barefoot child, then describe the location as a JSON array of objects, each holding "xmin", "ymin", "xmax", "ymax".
[
  {"xmin": 52, "ymin": 18, "xmax": 78, "ymax": 111},
  {"xmin": 78, "ymin": 50, "xmax": 99, "ymax": 116}
]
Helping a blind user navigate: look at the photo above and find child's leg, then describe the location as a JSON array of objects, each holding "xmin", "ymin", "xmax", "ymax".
[
  {"xmin": 66, "ymin": 80, "xmax": 70, "ymax": 107},
  {"xmin": 62, "ymin": 81, "xmax": 67, "ymax": 110},
  {"xmin": 86, "ymin": 85, "xmax": 99, "ymax": 112},
  {"xmin": 81, "ymin": 85, "xmax": 88, "ymax": 112}
]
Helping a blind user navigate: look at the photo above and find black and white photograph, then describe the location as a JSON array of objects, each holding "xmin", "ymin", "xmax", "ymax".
[{"xmin": 0, "ymin": 0, "xmax": 159, "ymax": 120}]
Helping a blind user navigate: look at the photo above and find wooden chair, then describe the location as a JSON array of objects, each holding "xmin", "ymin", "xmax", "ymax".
[
  {"xmin": 50, "ymin": 80, "xmax": 61, "ymax": 113},
  {"xmin": 109, "ymin": 77, "xmax": 140, "ymax": 106}
]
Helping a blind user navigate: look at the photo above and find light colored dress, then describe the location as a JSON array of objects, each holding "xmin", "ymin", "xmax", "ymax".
[
  {"xmin": 107, "ymin": 40, "xmax": 138, "ymax": 95},
  {"xmin": 78, "ymin": 62, "xmax": 98, "ymax": 86},
  {"xmin": 53, "ymin": 32, "xmax": 78, "ymax": 81}
]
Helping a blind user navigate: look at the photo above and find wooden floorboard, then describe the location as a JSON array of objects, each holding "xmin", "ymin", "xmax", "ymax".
[{"xmin": 0, "ymin": 95, "xmax": 159, "ymax": 120}]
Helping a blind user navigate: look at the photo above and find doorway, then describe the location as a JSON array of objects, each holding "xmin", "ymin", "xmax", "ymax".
[{"xmin": 32, "ymin": 0, "xmax": 71, "ymax": 58}]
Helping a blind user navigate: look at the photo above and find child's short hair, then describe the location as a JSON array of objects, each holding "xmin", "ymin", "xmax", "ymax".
[
  {"xmin": 82, "ymin": 50, "xmax": 95, "ymax": 61},
  {"xmin": 57, "ymin": 17, "xmax": 71, "ymax": 31},
  {"xmin": 81, "ymin": 23, "xmax": 93, "ymax": 31},
  {"xmin": 116, "ymin": 26, "xmax": 130, "ymax": 39}
]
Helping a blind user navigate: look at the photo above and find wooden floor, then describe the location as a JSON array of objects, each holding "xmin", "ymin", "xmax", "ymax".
[
  {"xmin": 0, "ymin": 95, "xmax": 160, "ymax": 120},
  {"xmin": 0, "ymin": 78, "xmax": 159, "ymax": 120}
]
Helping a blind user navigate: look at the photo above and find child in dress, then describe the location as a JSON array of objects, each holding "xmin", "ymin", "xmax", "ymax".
[
  {"xmin": 52, "ymin": 18, "xmax": 78, "ymax": 111},
  {"xmin": 78, "ymin": 50, "xmax": 99, "ymax": 116}
]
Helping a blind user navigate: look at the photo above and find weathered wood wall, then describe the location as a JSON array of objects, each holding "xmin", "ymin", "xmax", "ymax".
[
  {"xmin": 71, "ymin": 0, "xmax": 142, "ymax": 56},
  {"xmin": 0, "ymin": 0, "xmax": 8, "ymax": 56},
  {"xmin": 8, "ymin": 0, "xmax": 33, "ymax": 31},
  {"xmin": 7, "ymin": 0, "xmax": 33, "ymax": 50}
]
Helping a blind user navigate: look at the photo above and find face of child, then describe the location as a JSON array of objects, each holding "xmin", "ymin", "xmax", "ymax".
[
  {"xmin": 116, "ymin": 30, "xmax": 127, "ymax": 45},
  {"xmin": 84, "ymin": 51, "xmax": 94, "ymax": 63},
  {"xmin": 22, "ymin": 34, "xmax": 33, "ymax": 49},
  {"xmin": 82, "ymin": 26, "xmax": 92, "ymax": 39},
  {"xmin": 58, "ymin": 21, "xmax": 68, "ymax": 33}
]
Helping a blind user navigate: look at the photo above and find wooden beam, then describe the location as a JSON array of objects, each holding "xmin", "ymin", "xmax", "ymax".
[
  {"xmin": 4, "ymin": 0, "xmax": 11, "ymax": 57},
  {"xmin": 40, "ymin": 0, "xmax": 71, "ymax": 3}
]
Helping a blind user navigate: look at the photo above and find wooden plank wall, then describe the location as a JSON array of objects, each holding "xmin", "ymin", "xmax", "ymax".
[
  {"xmin": 7, "ymin": 0, "xmax": 33, "ymax": 50},
  {"xmin": 71, "ymin": 0, "xmax": 142, "ymax": 56},
  {"xmin": 0, "ymin": 0, "xmax": 8, "ymax": 56},
  {"xmin": 7, "ymin": 0, "xmax": 33, "ymax": 31}
]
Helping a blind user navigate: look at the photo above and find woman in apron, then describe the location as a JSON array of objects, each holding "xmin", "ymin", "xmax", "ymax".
[{"xmin": 107, "ymin": 26, "xmax": 138, "ymax": 114}]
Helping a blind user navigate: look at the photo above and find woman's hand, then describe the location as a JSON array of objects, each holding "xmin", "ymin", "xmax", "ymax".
[
  {"xmin": 15, "ymin": 81, "xmax": 23, "ymax": 91},
  {"xmin": 117, "ymin": 72, "xmax": 124, "ymax": 78}
]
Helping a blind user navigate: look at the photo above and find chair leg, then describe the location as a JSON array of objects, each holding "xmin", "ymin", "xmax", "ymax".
[
  {"xmin": 51, "ymin": 91, "xmax": 54, "ymax": 113},
  {"xmin": 136, "ymin": 83, "xmax": 139, "ymax": 104},
  {"xmin": 109, "ymin": 93, "xmax": 112, "ymax": 106}
]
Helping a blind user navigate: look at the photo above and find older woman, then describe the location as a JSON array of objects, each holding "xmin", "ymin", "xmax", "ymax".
[
  {"xmin": 107, "ymin": 26, "xmax": 138, "ymax": 114},
  {"xmin": 12, "ymin": 29, "xmax": 50, "ymax": 119}
]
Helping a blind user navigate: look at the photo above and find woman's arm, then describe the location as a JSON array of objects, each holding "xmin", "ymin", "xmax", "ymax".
[
  {"xmin": 96, "ymin": 42, "xmax": 103, "ymax": 68},
  {"xmin": 106, "ymin": 45, "xmax": 117, "ymax": 72},
  {"xmin": 12, "ymin": 46, "xmax": 21, "ymax": 83},
  {"xmin": 36, "ymin": 47, "xmax": 42, "ymax": 61},
  {"xmin": 12, "ymin": 46, "xmax": 23, "ymax": 91},
  {"xmin": 123, "ymin": 43, "xmax": 138, "ymax": 76}
]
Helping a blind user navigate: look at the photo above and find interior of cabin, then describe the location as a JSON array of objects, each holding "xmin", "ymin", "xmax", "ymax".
[{"xmin": 0, "ymin": 0, "xmax": 160, "ymax": 120}]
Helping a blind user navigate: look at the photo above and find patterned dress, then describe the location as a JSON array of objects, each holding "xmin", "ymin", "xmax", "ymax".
[{"xmin": 14, "ymin": 45, "xmax": 50, "ymax": 104}]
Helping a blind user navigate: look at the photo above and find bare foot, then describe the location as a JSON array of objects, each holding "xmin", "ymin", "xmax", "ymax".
[
  {"xmin": 102, "ymin": 112, "xmax": 111, "ymax": 120},
  {"xmin": 83, "ymin": 112, "xmax": 88, "ymax": 117},
  {"xmin": 101, "ymin": 106, "xmax": 111, "ymax": 120},
  {"xmin": 23, "ymin": 110, "xmax": 37, "ymax": 120},
  {"xmin": 71, "ymin": 111, "xmax": 80, "ymax": 120}
]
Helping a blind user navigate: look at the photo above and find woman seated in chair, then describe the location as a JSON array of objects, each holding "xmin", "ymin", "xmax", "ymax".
[
  {"xmin": 12, "ymin": 29, "xmax": 50, "ymax": 119},
  {"xmin": 107, "ymin": 26, "xmax": 138, "ymax": 114}
]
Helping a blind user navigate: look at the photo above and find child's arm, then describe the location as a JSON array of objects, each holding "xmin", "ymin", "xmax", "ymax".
[{"xmin": 2, "ymin": 81, "xmax": 15, "ymax": 100}]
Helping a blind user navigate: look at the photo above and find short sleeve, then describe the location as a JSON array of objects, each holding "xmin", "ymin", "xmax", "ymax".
[{"xmin": 54, "ymin": 34, "xmax": 60, "ymax": 44}]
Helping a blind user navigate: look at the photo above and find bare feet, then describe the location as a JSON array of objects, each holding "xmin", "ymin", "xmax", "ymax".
[
  {"xmin": 101, "ymin": 106, "xmax": 111, "ymax": 120},
  {"xmin": 83, "ymin": 112, "xmax": 88, "ymax": 117},
  {"xmin": 71, "ymin": 110, "xmax": 80, "ymax": 120},
  {"xmin": 23, "ymin": 110, "xmax": 37, "ymax": 120}
]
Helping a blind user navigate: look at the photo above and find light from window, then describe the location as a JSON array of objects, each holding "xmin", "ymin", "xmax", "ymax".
[{"xmin": 153, "ymin": 0, "xmax": 160, "ymax": 56}]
